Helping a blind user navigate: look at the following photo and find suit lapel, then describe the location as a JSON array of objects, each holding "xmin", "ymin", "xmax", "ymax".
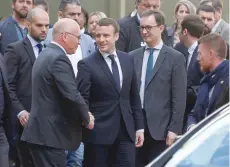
[
  {"xmin": 117, "ymin": 51, "xmax": 125, "ymax": 92},
  {"xmin": 215, "ymin": 20, "xmax": 224, "ymax": 34},
  {"xmin": 145, "ymin": 45, "xmax": 167, "ymax": 88},
  {"xmin": 134, "ymin": 47, "xmax": 145, "ymax": 90},
  {"xmin": 23, "ymin": 37, "xmax": 36, "ymax": 65},
  {"xmin": 95, "ymin": 51, "xmax": 120, "ymax": 94},
  {"xmin": 7, "ymin": 18, "xmax": 19, "ymax": 41}
]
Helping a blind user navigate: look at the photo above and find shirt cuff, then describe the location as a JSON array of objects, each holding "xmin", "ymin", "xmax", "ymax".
[
  {"xmin": 187, "ymin": 124, "xmax": 196, "ymax": 131},
  {"xmin": 17, "ymin": 110, "xmax": 27, "ymax": 118},
  {"xmin": 136, "ymin": 129, "xmax": 144, "ymax": 133}
]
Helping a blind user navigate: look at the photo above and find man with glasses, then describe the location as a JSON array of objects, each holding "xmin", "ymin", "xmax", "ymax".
[
  {"xmin": 44, "ymin": 1, "xmax": 95, "ymax": 166},
  {"xmin": 21, "ymin": 18, "xmax": 95, "ymax": 167},
  {"xmin": 129, "ymin": 10, "xmax": 187, "ymax": 166}
]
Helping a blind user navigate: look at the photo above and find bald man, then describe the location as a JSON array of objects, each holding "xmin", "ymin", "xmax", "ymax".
[
  {"xmin": 4, "ymin": 7, "xmax": 49, "ymax": 167},
  {"xmin": 21, "ymin": 18, "xmax": 94, "ymax": 167}
]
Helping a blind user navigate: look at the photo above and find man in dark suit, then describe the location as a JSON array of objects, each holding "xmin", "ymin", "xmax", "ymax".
[
  {"xmin": 44, "ymin": 1, "xmax": 95, "ymax": 166},
  {"xmin": 187, "ymin": 33, "xmax": 229, "ymax": 131},
  {"xmin": 175, "ymin": 15, "xmax": 205, "ymax": 128},
  {"xmin": 129, "ymin": 11, "xmax": 187, "ymax": 166},
  {"xmin": 0, "ymin": 54, "xmax": 12, "ymax": 167},
  {"xmin": 0, "ymin": 0, "xmax": 33, "ymax": 54},
  {"xmin": 116, "ymin": 0, "xmax": 174, "ymax": 52},
  {"xmin": 77, "ymin": 18, "xmax": 144, "ymax": 167},
  {"xmin": 4, "ymin": 8, "xmax": 49, "ymax": 167},
  {"xmin": 21, "ymin": 18, "xmax": 94, "ymax": 167}
]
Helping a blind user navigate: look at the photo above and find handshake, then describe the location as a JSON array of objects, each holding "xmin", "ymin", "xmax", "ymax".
[{"xmin": 87, "ymin": 112, "xmax": 95, "ymax": 130}]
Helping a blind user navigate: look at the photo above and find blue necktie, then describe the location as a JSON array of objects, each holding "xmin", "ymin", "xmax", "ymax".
[
  {"xmin": 109, "ymin": 54, "xmax": 120, "ymax": 90},
  {"xmin": 36, "ymin": 43, "xmax": 43, "ymax": 53},
  {"xmin": 145, "ymin": 48, "xmax": 154, "ymax": 86}
]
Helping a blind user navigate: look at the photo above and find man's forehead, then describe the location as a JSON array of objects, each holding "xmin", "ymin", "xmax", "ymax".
[
  {"xmin": 141, "ymin": 0, "xmax": 160, "ymax": 4},
  {"xmin": 199, "ymin": 11, "xmax": 214, "ymax": 17},
  {"xmin": 140, "ymin": 15, "xmax": 156, "ymax": 23},
  {"xmin": 64, "ymin": 4, "xmax": 81, "ymax": 12}
]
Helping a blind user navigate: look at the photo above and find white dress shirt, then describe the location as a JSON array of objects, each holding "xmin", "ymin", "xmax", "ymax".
[
  {"xmin": 100, "ymin": 50, "xmax": 144, "ymax": 133},
  {"xmin": 187, "ymin": 41, "xmax": 198, "ymax": 70},
  {"xmin": 100, "ymin": 50, "xmax": 123, "ymax": 88},
  {"xmin": 27, "ymin": 35, "xmax": 43, "ymax": 58},
  {"xmin": 68, "ymin": 45, "xmax": 83, "ymax": 77},
  {"xmin": 212, "ymin": 19, "xmax": 222, "ymax": 32},
  {"xmin": 80, "ymin": 28, "xmax": 86, "ymax": 34},
  {"xmin": 140, "ymin": 40, "xmax": 163, "ymax": 108}
]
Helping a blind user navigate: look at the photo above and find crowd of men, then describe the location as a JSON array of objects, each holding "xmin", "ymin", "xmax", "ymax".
[{"xmin": 0, "ymin": 0, "xmax": 229, "ymax": 167}]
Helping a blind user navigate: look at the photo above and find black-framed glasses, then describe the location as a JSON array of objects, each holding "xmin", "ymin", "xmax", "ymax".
[
  {"xmin": 64, "ymin": 32, "xmax": 81, "ymax": 40},
  {"xmin": 139, "ymin": 25, "xmax": 158, "ymax": 32}
]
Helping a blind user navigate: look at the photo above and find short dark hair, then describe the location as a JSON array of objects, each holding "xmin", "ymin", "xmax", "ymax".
[
  {"xmin": 198, "ymin": 33, "xmax": 227, "ymax": 59},
  {"xmin": 141, "ymin": 10, "xmax": 165, "ymax": 26},
  {"xmin": 196, "ymin": 5, "xmax": 216, "ymax": 15},
  {"xmin": 199, "ymin": 0, "xmax": 212, "ymax": 6},
  {"xmin": 59, "ymin": 0, "xmax": 81, "ymax": 12},
  {"xmin": 211, "ymin": 0, "xmax": 223, "ymax": 11},
  {"xmin": 181, "ymin": 14, "xmax": 205, "ymax": 38},
  {"xmin": 98, "ymin": 18, "xmax": 120, "ymax": 34},
  {"xmin": 34, "ymin": 0, "xmax": 49, "ymax": 12},
  {"xmin": 136, "ymin": 0, "xmax": 161, "ymax": 4}
]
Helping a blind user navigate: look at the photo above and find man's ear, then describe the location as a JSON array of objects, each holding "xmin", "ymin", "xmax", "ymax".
[{"xmin": 57, "ymin": 11, "xmax": 63, "ymax": 20}]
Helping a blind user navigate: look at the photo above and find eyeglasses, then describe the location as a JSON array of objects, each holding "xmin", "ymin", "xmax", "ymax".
[
  {"xmin": 139, "ymin": 25, "xmax": 158, "ymax": 32},
  {"xmin": 64, "ymin": 32, "xmax": 81, "ymax": 40}
]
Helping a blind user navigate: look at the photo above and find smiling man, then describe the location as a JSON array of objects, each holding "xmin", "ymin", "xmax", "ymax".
[
  {"xmin": 77, "ymin": 18, "xmax": 144, "ymax": 167},
  {"xmin": 4, "ymin": 7, "xmax": 49, "ymax": 167},
  {"xmin": 129, "ymin": 10, "xmax": 187, "ymax": 166}
]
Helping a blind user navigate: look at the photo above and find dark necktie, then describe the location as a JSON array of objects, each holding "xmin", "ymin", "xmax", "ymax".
[
  {"xmin": 145, "ymin": 48, "xmax": 154, "ymax": 86},
  {"xmin": 109, "ymin": 54, "xmax": 120, "ymax": 90},
  {"xmin": 36, "ymin": 43, "xmax": 43, "ymax": 53}
]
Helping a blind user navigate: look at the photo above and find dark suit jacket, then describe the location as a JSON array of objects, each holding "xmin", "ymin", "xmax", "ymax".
[
  {"xmin": 0, "ymin": 16, "xmax": 20, "ymax": 54},
  {"xmin": 0, "ymin": 54, "xmax": 11, "ymax": 128},
  {"xmin": 77, "ymin": 50, "xmax": 144, "ymax": 144},
  {"xmin": 3, "ymin": 37, "xmax": 35, "ymax": 142},
  {"xmin": 174, "ymin": 42, "xmax": 204, "ymax": 113},
  {"xmin": 130, "ymin": 45, "xmax": 187, "ymax": 139},
  {"xmin": 116, "ymin": 15, "xmax": 174, "ymax": 53},
  {"xmin": 21, "ymin": 43, "xmax": 90, "ymax": 150}
]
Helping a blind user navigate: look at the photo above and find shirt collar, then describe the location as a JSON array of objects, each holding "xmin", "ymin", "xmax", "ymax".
[
  {"xmin": 188, "ymin": 41, "xmax": 198, "ymax": 55},
  {"xmin": 27, "ymin": 35, "xmax": 41, "ymax": 48},
  {"xmin": 212, "ymin": 19, "xmax": 222, "ymax": 32},
  {"xmin": 51, "ymin": 41, "xmax": 67, "ymax": 55},
  {"xmin": 80, "ymin": 28, "xmax": 85, "ymax": 34},
  {"xmin": 100, "ymin": 50, "xmax": 117, "ymax": 59},
  {"xmin": 137, "ymin": 13, "xmax": 141, "ymax": 22},
  {"xmin": 145, "ymin": 40, "xmax": 164, "ymax": 50}
]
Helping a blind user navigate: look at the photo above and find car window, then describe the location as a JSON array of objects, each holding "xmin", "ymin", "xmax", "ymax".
[{"xmin": 165, "ymin": 114, "xmax": 229, "ymax": 167}]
